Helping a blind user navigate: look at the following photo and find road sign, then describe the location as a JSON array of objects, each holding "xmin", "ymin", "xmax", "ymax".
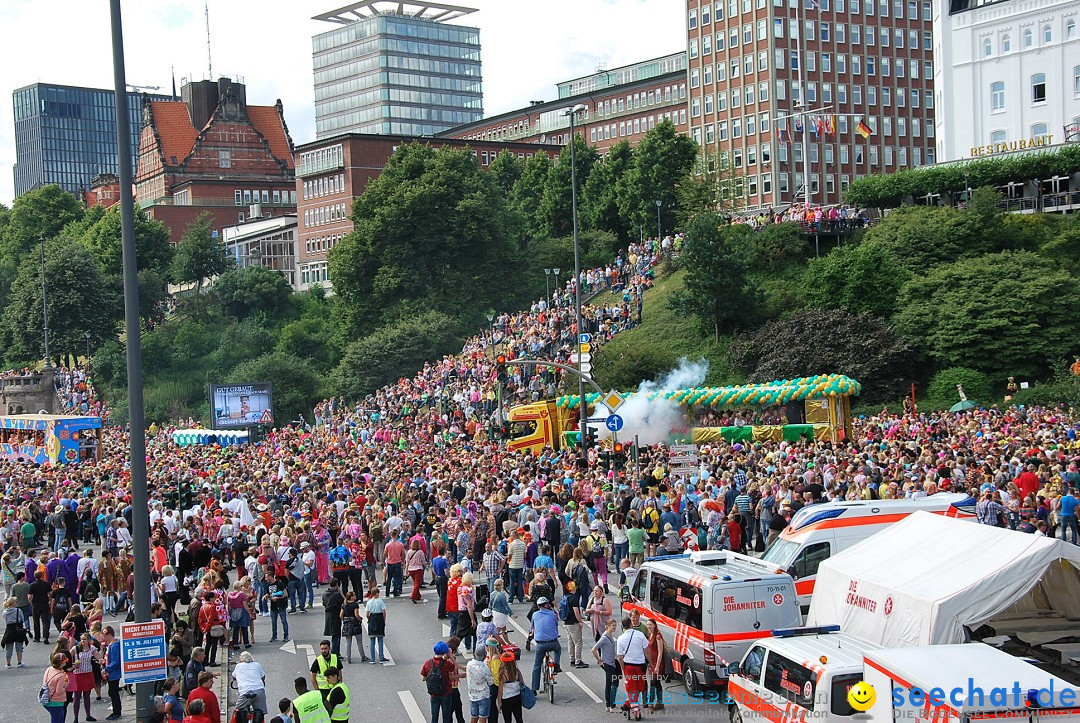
[
  {"xmin": 670, "ymin": 454, "xmax": 698, "ymax": 465},
  {"xmin": 120, "ymin": 621, "xmax": 167, "ymax": 685},
  {"xmin": 570, "ymin": 352, "xmax": 592, "ymax": 364},
  {"xmin": 605, "ymin": 414, "xmax": 624, "ymax": 432},
  {"xmin": 578, "ymin": 342, "xmax": 592, "ymax": 353},
  {"xmin": 578, "ymin": 333, "xmax": 591, "ymax": 344},
  {"xmin": 579, "ymin": 362, "xmax": 593, "ymax": 374},
  {"xmin": 671, "ymin": 443, "xmax": 698, "ymax": 454},
  {"xmin": 603, "ymin": 389, "xmax": 624, "ymax": 412}
]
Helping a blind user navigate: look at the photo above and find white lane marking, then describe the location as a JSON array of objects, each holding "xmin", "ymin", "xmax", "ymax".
[
  {"xmin": 442, "ymin": 624, "xmax": 451, "ymax": 637},
  {"xmin": 380, "ymin": 642, "xmax": 396, "ymax": 666},
  {"xmin": 279, "ymin": 640, "xmax": 295, "ymax": 654},
  {"xmin": 397, "ymin": 690, "xmax": 427, "ymax": 723},
  {"xmin": 505, "ymin": 607, "xmax": 602, "ymax": 703},
  {"xmin": 297, "ymin": 643, "xmax": 317, "ymax": 667}
]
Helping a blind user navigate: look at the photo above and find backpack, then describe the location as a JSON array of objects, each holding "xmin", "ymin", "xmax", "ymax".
[
  {"xmin": 39, "ymin": 683, "xmax": 51, "ymax": 705},
  {"xmin": 589, "ymin": 535, "xmax": 604, "ymax": 558},
  {"xmin": 53, "ymin": 592, "xmax": 70, "ymax": 615},
  {"xmin": 425, "ymin": 657, "xmax": 447, "ymax": 696},
  {"xmin": 81, "ymin": 577, "xmax": 99, "ymax": 604},
  {"xmin": 558, "ymin": 595, "xmax": 571, "ymax": 621}
]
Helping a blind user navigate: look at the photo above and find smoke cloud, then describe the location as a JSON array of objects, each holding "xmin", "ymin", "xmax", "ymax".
[{"xmin": 595, "ymin": 357, "xmax": 709, "ymax": 446}]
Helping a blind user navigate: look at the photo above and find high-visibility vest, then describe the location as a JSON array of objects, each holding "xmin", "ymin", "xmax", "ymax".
[
  {"xmin": 293, "ymin": 690, "xmax": 330, "ymax": 723},
  {"xmin": 314, "ymin": 654, "xmax": 340, "ymax": 689},
  {"xmin": 328, "ymin": 683, "xmax": 350, "ymax": 722}
]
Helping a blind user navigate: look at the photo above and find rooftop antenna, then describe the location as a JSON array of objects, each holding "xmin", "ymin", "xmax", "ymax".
[
  {"xmin": 171, "ymin": 65, "xmax": 177, "ymax": 98},
  {"xmin": 205, "ymin": 0, "xmax": 213, "ymax": 78}
]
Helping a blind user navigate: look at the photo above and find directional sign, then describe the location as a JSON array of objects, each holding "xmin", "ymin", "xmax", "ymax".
[
  {"xmin": 603, "ymin": 389, "xmax": 624, "ymax": 412},
  {"xmin": 670, "ymin": 454, "xmax": 699, "ymax": 465},
  {"xmin": 578, "ymin": 333, "xmax": 592, "ymax": 344},
  {"xmin": 579, "ymin": 362, "xmax": 593, "ymax": 374},
  {"xmin": 578, "ymin": 342, "xmax": 593, "ymax": 353},
  {"xmin": 605, "ymin": 414, "xmax": 624, "ymax": 432},
  {"xmin": 671, "ymin": 443, "xmax": 698, "ymax": 454},
  {"xmin": 120, "ymin": 621, "xmax": 167, "ymax": 685},
  {"xmin": 570, "ymin": 352, "xmax": 592, "ymax": 364}
]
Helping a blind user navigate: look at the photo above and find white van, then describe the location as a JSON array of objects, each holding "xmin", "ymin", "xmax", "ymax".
[
  {"xmin": 761, "ymin": 495, "xmax": 976, "ymax": 612},
  {"xmin": 623, "ymin": 550, "xmax": 801, "ymax": 696}
]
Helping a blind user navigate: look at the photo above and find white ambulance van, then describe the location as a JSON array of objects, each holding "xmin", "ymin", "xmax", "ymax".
[
  {"xmin": 761, "ymin": 494, "xmax": 976, "ymax": 612},
  {"xmin": 727, "ymin": 626, "xmax": 882, "ymax": 723},
  {"xmin": 863, "ymin": 643, "xmax": 1080, "ymax": 723},
  {"xmin": 623, "ymin": 550, "xmax": 801, "ymax": 697}
]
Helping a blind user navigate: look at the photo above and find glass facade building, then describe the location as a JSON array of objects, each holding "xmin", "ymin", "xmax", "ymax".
[
  {"xmin": 313, "ymin": 9, "xmax": 482, "ymax": 138},
  {"xmin": 12, "ymin": 83, "xmax": 173, "ymax": 198}
]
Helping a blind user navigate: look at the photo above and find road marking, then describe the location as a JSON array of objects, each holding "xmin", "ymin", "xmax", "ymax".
[
  {"xmin": 442, "ymin": 624, "xmax": 450, "ymax": 637},
  {"xmin": 280, "ymin": 640, "xmax": 316, "ymax": 667},
  {"xmin": 505, "ymin": 607, "xmax": 602, "ymax": 703},
  {"xmin": 397, "ymin": 690, "xmax": 427, "ymax": 723}
]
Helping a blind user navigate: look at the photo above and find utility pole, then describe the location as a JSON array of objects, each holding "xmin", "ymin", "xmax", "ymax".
[
  {"xmin": 567, "ymin": 104, "xmax": 588, "ymax": 459},
  {"xmin": 39, "ymin": 236, "xmax": 51, "ymax": 369},
  {"xmin": 795, "ymin": 0, "xmax": 811, "ymax": 208},
  {"xmin": 109, "ymin": 2, "xmax": 153, "ymax": 721}
]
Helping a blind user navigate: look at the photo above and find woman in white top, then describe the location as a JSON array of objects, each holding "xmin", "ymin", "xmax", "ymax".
[
  {"xmin": 609, "ymin": 512, "xmax": 629, "ymax": 569},
  {"xmin": 159, "ymin": 565, "xmax": 180, "ymax": 623}
]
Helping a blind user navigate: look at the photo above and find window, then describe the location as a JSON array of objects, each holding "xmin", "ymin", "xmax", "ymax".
[
  {"xmin": 1043, "ymin": 25, "xmax": 1052, "ymax": 43},
  {"xmin": 690, "ymin": 39, "xmax": 698, "ymax": 59},
  {"xmin": 821, "ymin": 22, "xmax": 830, "ymax": 41},
  {"xmin": 991, "ymin": 81, "xmax": 1005, "ymax": 111},
  {"xmin": 716, "ymin": 32, "xmax": 725, "ymax": 51},
  {"xmin": 1031, "ymin": 122, "xmax": 1048, "ymax": 137},
  {"xmin": 742, "ymin": 646, "xmax": 766, "ymax": 683},
  {"xmin": 649, "ymin": 573, "xmax": 702, "ymax": 629},
  {"xmin": 744, "ymin": 23, "xmax": 752, "ymax": 43},
  {"xmin": 838, "ymin": 84, "xmax": 847, "ymax": 103},
  {"xmin": 759, "ymin": 51, "xmax": 768, "ymax": 71},
  {"xmin": 1068, "ymin": 20, "xmax": 1077, "ymax": 39},
  {"xmin": 760, "ymin": 81, "xmax": 769, "ymax": 101},
  {"xmin": 761, "ymin": 113, "xmax": 771, "ymax": 132},
  {"xmin": 1032, "ymin": 73, "xmax": 1046, "ymax": 103},
  {"xmin": 234, "ymin": 190, "xmax": 243, "ymax": 206},
  {"xmin": 718, "ymin": 62, "xmax": 727, "ymax": 81},
  {"xmin": 704, "ymin": 65, "xmax": 713, "ymax": 85},
  {"xmin": 745, "ymin": 56, "xmax": 753, "ymax": 75},
  {"xmin": 983, "ymin": 39, "xmax": 992, "ymax": 57},
  {"xmin": 764, "ymin": 653, "xmax": 817, "ymax": 710},
  {"xmin": 703, "ymin": 4, "xmax": 711, "ymax": 23},
  {"xmin": 1075, "ymin": 66, "xmax": 1080, "ymax": 96},
  {"xmin": 689, "ymin": 9, "xmax": 697, "ymax": 28},
  {"xmin": 837, "ymin": 24, "xmax": 845, "ymax": 43},
  {"xmin": 774, "ymin": 18, "xmax": 784, "ymax": 37},
  {"xmin": 991, "ymin": 130, "xmax": 1007, "ymax": 144},
  {"xmin": 1002, "ymin": 34, "xmax": 1011, "ymax": 52},
  {"xmin": 219, "ymin": 150, "xmax": 231, "ymax": 168},
  {"xmin": 758, "ymin": 19, "xmax": 767, "ymax": 39},
  {"xmin": 1023, "ymin": 29, "xmax": 1032, "ymax": 48}
]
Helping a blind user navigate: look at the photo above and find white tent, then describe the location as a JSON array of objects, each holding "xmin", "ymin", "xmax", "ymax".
[{"xmin": 805, "ymin": 511, "xmax": 1080, "ymax": 647}]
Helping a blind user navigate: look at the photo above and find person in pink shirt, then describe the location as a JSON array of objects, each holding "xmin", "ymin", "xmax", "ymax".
[{"xmin": 383, "ymin": 535, "xmax": 405, "ymax": 597}]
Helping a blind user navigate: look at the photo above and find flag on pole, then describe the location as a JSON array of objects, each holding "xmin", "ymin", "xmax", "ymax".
[
  {"xmin": 809, "ymin": 0, "xmax": 822, "ymax": 9},
  {"xmin": 795, "ymin": 119, "xmax": 804, "ymax": 135},
  {"xmin": 776, "ymin": 125, "xmax": 784, "ymax": 142},
  {"xmin": 828, "ymin": 115, "xmax": 837, "ymax": 135},
  {"xmin": 856, "ymin": 118, "xmax": 873, "ymax": 138}
]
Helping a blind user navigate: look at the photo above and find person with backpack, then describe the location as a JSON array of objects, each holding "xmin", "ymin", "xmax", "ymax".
[
  {"xmin": 41, "ymin": 653, "xmax": 69, "ymax": 723},
  {"xmin": 364, "ymin": 587, "xmax": 388, "ymax": 663},
  {"xmin": 50, "ymin": 576, "xmax": 73, "ymax": 636},
  {"xmin": 583, "ymin": 522, "xmax": 609, "ymax": 592},
  {"xmin": 420, "ymin": 641, "xmax": 456, "ymax": 723},
  {"xmin": 561, "ymin": 580, "xmax": 588, "ymax": 669}
]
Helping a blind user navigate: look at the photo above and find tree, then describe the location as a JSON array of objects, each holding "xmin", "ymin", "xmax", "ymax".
[
  {"xmin": 618, "ymin": 119, "xmax": 698, "ymax": 236},
  {"xmin": 0, "ymin": 185, "xmax": 84, "ymax": 257},
  {"xmin": 329, "ymin": 144, "xmax": 522, "ymax": 337},
  {"xmin": 800, "ymin": 241, "xmax": 911, "ymax": 317},
  {"xmin": 332, "ymin": 310, "xmax": 463, "ymax": 399},
  {"xmin": 731, "ymin": 308, "xmax": 919, "ymax": 403},
  {"xmin": 581, "ymin": 140, "xmax": 633, "ymax": 239},
  {"xmin": 2, "ymin": 236, "xmax": 120, "ymax": 365},
  {"xmin": 170, "ymin": 212, "xmax": 231, "ymax": 292},
  {"xmin": 537, "ymin": 135, "xmax": 598, "ymax": 239},
  {"xmin": 228, "ymin": 351, "xmax": 325, "ymax": 426},
  {"xmin": 510, "ymin": 151, "xmax": 552, "ymax": 242},
  {"xmin": 894, "ymin": 250, "xmax": 1080, "ymax": 378},
  {"xmin": 926, "ymin": 367, "xmax": 993, "ymax": 408},
  {"xmin": 747, "ymin": 222, "xmax": 810, "ymax": 274},
  {"xmin": 675, "ymin": 148, "xmax": 750, "ymax": 224},
  {"xmin": 677, "ymin": 213, "xmax": 760, "ymax": 342},
  {"xmin": 79, "ymin": 207, "xmax": 173, "ymax": 277},
  {"xmin": 212, "ymin": 265, "xmax": 293, "ymax": 320},
  {"xmin": 488, "ymin": 150, "xmax": 523, "ymax": 196},
  {"xmin": 1039, "ymin": 216, "xmax": 1080, "ymax": 273}
]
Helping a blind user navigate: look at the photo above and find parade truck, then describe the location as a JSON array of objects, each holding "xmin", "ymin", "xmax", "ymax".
[
  {"xmin": 0, "ymin": 414, "xmax": 102, "ymax": 464},
  {"xmin": 506, "ymin": 374, "xmax": 861, "ymax": 456}
]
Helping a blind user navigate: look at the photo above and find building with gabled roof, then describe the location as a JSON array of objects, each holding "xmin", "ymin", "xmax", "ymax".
[{"xmin": 135, "ymin": 76, "xmax": 297, "ymax": 244}]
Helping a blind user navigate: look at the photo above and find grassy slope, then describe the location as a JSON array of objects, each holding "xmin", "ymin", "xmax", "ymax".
[{"xmin": 591, "ymin": 268, "xmax": 742, "ymax": 391}]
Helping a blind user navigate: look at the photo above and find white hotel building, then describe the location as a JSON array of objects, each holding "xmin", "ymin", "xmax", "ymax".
[{"xmin": 932, "ymin": 0, "xmax": 1080, "ymax": 161}]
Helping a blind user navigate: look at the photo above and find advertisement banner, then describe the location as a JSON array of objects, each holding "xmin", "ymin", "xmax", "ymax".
[{"xmin": 210, "ymin": 382, "xmax": 274, "ymax": 429}]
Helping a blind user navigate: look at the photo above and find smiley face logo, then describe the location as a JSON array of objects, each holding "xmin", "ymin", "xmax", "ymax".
[{"xmin": 848, "ymin": 681, "xmax": 876, "ymax": 712}]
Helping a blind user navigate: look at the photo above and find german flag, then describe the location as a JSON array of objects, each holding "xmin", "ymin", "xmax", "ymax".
[{"xmin": 856, "ymin": 119, "xmax": 873, "ymax": 138}]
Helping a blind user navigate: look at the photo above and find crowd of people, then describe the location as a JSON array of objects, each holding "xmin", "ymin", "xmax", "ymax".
[
  {"xmin": 0, "ymin": 235, "xmax": 1074, "ymax": 723},
  {"xmin": 728, "ymin": 202, "xmax": 872, "ymax": 233}
]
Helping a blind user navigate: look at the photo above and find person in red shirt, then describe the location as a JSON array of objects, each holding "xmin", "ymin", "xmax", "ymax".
[
  {"xmin": 186, "ymin": 672, "xmax": 220, "ymax": 723},
  {"xmin": 727, "ymin": 513, "xmax": 743, "ymax": 553},
  {"xmin": 1017, "ymin": 465, "xmax": 1041, "ymax": 501}
]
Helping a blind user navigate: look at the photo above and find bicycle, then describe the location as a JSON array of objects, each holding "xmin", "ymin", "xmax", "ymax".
[{"xmin": 540, "ymin": 648, "xmax": 557, "ymax": 703}]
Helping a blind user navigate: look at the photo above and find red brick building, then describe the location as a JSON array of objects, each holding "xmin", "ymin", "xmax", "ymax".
[
  {"xmin": 294, "ymin": 134, "xmax": 562, "ymax": 290},
  {"xmin": 82, "ymin": 173, "xmax": 122, "ymax": 209},
  {"xmin": 135, "ymin": 77, "xmax": 297, "ymax": 243}
]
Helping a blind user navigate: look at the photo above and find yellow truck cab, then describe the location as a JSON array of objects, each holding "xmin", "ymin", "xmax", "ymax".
[{"xmin": 506, "ymin": 400, "xmax": 581, "ymax": 454}]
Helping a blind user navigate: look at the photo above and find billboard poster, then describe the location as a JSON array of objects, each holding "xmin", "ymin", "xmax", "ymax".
[
  {"xmin": 210, "ymin": 382, "xmax": 274, "ymax": 429},
  {"xmin": 120, "ymin": 620, "xmax": 167, "ymax": 685}
]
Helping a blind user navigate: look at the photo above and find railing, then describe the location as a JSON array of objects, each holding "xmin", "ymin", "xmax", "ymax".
[{"xmin": 140, "ymin": 196, "xmax": 296, "ymax": 208}]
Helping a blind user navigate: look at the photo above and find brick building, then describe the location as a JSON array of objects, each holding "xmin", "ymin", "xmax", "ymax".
[
  {"xmin": 135, "ymin": 77, "xmax": 297, "ymax": 243},
  {"xmin": 294, "ymin": 134, "xmax": 562, "ymax": 290},
  {"xmin": 441, "ymin": 53, "xmax": 688, "ymax": 154},
  {"xmin": 685, "ymin": 0, "xmax": 937, "ymax": 209}
]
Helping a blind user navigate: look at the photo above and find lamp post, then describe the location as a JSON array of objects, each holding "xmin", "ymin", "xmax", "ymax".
[
  {"xmin": 566, "ymin": 103, "xmax": 588, "ymax": 458},
  {"xmin": 553, "ymin": 268, "xmax": 561, "ymax": 307},
  {"xmin": 544, "ymin": 268, "xmax": 552, "ymax": 303},
  {"xmin": 487, "ymin": 313, "xmax": 495, "ymax": 358},
  {"xmin": 655, "ymin": 199, "xmax": 662, "ymax": 241},
  {"xmin": 84, "ymin": 332, "xmax": 91, "ymax": 371},
  {"xmin": 39, "ymin": 236, "xmax": 51, "ymax": 370}
]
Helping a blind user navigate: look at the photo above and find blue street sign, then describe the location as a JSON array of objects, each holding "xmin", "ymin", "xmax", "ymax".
[
  {"xmin": 605, "ymin": 414, "xmax": 624, "ymax": 432},
  {"xmin": 578, "ymin": 333, "xmax": 591, "ymax": 344}
]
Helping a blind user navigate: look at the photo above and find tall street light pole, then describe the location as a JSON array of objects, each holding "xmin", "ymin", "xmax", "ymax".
[
  {"xmin": 109, "ymin": 2, "xmax": 153, "ymax": 721},
  {"xmin": 566, "ymin": 103, "xmax": 588, "ymax": 459},
  {"xmin": 39, "ymin": 236, "xmax": 51, "ymax": 369},
  {"xmin": 655, "ymin": 199, "xmax": 662, "ymax": 242},
  {"xmin": 544, "ymin": 268, "xmax": 551, "ymax": 303},
  {"xmin": 553, "ymin": 268, "xmax": 561, "ymax": 307}
]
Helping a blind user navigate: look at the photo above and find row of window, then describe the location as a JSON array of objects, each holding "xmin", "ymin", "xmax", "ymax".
[
  {"xmin": 476, "ymin": 150, "xmax": 536, "ymax": 166},
  {"xmin": 304, "ymin": 233, "xmax": 344, "ymax": 256},
  {"xmin": 989, "ymin": 69, "xmax": 1079, "ymax": 111},
  {"xmin": 303, "ymin": 173, "xmax": 346, "ymax": 200},
  {"xmin": 988, "ymin": 124, "xmax": 1053, "ymax": 145},
  {"xmin": 298, "ymin": 144, "xmax": 344, "ymax": 177},
  {"xmin": 313, "ymin": 15, "xmax": 479, "ymax": 54},
  {"xmin": 694, "ymin": 78, "xmax": 932, "ymax": 122},
  {"xmin": 299, "ymin": 261, "xmax": 329, "ymax": 287},
  {"xmin": 589, "ymin": 110, "xmax": 688, "ymax": 143},
  {"xmin": 693, "ymin": 53, "xmax": 931, "ymax": 91},
  {"xmin": 689, "ymin": 0, "xmax": 930, "ymax": 26},
  {"xmin": 691, "ymin": 20, "xmax": 929, "ymax": 57},
  {"xmin": 304, "ymin": 203, "xmax": 348, "ymax": 228},
  {"xmin": 594, "ymin": 84, "xmax": 688, "ymax": 119},
  {"xmin": 982, "ymin": 20, "xmax": 1075, "ymax": 57},
  {"xmin": 232, "ymin": 189, "xmax": 296, "ymax": 206}
]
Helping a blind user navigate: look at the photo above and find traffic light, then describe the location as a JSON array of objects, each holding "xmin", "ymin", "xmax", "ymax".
[
  {"xmin": 496, "ymin": 355, "xmax": 508, "ymax": 384},
  {"xmin": 598, "ymin": 448, "xmax": 611, "ymax": 471},
  {"xmin": 612, "ymin": 442, "xmax": 627, "ymax": 472}
]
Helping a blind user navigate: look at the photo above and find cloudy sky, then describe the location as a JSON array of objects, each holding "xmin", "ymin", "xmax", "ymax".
[{"xmin": 0, "ymin": 0, "xmax": 684, "ymax": 206}]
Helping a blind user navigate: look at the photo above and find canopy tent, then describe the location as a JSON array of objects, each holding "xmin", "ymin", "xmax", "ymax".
[
  {"xmin": 171, "ymin": 428, "xmax": 249, "ymax": 447},
  {"xmin": 806, "ymin": 511, "xmax": 1080, "ymax": 647}
]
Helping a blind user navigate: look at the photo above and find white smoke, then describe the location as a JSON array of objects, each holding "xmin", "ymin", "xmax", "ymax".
[{"xmin": 596, "ymin": 357, "xmax": 709, "ymax": 446}]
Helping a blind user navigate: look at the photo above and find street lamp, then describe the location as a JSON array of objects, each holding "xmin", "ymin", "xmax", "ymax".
[
  {"xmin": 553, "ymin": 268, "xmax": 561, "ymax": 307},
  {"xmin": 565, "ymin": 103, "xmax": 588, "ymax": 458},
  {"xmin": 39, "ymin": 236, "xmax": 51, "ymax": 370},
  {"xmin": 655, "ymin": 199, "xmax": 662, "ymax": 242},
  {"xmin": 544, "ymin": 268, "xmax": 552, "ymax": 303},
  {"xmin": 486, "ymin": 313, "xmax": 495, "ymax": 358},
  {"xmin": 84, "ymin": 332, "xmax": 91, "ymax": 371}
]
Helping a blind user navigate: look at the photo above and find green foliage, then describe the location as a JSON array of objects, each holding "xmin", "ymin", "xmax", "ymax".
[
  {"xmin": 277, "ymin": 316, "xmax": 340, "ymax": 372},
  {"xmin": 894, "ymin": 251, "xmax": 1080, "ymax": 378},
  {"xmin": 676, "ymin": 149, "xmax": 749, "ymax": 224},
  {"xmin": 747, "ymin": 223, "xmax": 810, "ymax": 274},
  {"xmin": 332, "ymin": 310, "xmax": 463, "ymax": 399},
  {"xmin": 1038, "ymin": 215, "xmax": 1080, "ymax": 273},
  {"xmin": 137, "ymin": 269, "xmax": 169, "ymax": 324},
  {"xmin": 1, "ymin": 185, "xmax": 84, "ymax": 257},
  {"xmin": 925, "ymin": 367, "xmax": 993, "ymax": 408},
  {"xmin": 618, "ymin": 119, "xmax": 697, "ymax": 235},
  {"xmin": 731, "ymin": 308, "xmax": 918, "ymax": 403},
  {"xmin": 228, "ymin": 351, "xmax": 325, "ymax": 425},
  {"xmin": 511, "ymin": 151, "xmax": 552, "ymax": 242},
  {"xmin": 207, "ymin": 318, "xmax": 277, "ymax": 380},
  {"xmin": 488, "ymin": 150, "xmax": 523, "ymax": 196},
  {"xmin": 538, "ymin": 135, "xmax": 598, "ymax": 239},
  {"xmin": 800, "ymin": 241, "xmax": 911, "ymax": 317},
  {"xmin": 79, "ymin": 207, "xmax": 173, "ymax": 277},
  {"xmin": 169, "ymin": 212, "xmax": 232, "ymax": 291},
  {"xmin": 1010, "ymin": 368, "xmax": 1080, "ymax": 410},
  {"xmin": 844, "ymin": 145, "xmax": 1080, "ymax": 208},
  {"xmin": 329, "ymin": 143, "xmax": 522, "ymax": 337},
  {"xmin": 678, "ymin": 213, "xmax": 760, "ymax": 341},
  {"xmin": 581, "ymin": 140, "xmax": 634, "ymax": 240},
  {"xmin": 212, "ymin": 266, "xmax": 293, "ymax": 320}
]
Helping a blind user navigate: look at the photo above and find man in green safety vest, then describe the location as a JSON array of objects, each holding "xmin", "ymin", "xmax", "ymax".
[
  {"xmin": 291, "ymin": 677, "xmax": 330, "ymax": 723},
  {"xmin": 309, "ymin": 639, "xmax": 342, "ymax": 696},
  {"xmin": 322, "ymin": 667, "xmax": 350, "ymax": 723}
]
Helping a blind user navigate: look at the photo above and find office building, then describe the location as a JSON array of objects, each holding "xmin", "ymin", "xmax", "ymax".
[
  {"xmin": 12, "ymin": 82, "xmax": 173, "ymax": 198},
  {"xmin": 135, "ymin": 76, "xmax": 297, "ymax": 244},
  {"xmin": 221, "ymin": 213, "xmax": 298, "ymax": 290},
  {"xmin": 312, "ymin": 0, "xmax": 483, "ymax": 138},
  {"xmin": 443, "ymin": 53, "xmax": 689, "ymax": 154},
  {"xmin": 932, "ymin": 0, "xmax": 1080, "ymax": 161},
  {"xmin": 685, "ymin": 0, "xmax": 937, "ymax": 208}
]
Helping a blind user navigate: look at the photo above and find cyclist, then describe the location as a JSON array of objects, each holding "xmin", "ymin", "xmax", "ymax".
[{"xmin": 528, "ymin": 597, "xmax": 562, "ymax": 694}]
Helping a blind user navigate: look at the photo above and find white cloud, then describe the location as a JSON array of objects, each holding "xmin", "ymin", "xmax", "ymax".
[{"xmin": 0, "ymin": 0, "xmax": 683, "ymax": 206}]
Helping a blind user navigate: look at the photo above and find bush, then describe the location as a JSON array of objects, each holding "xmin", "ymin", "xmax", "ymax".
[
  {"xmin": 926, "ymin": 367, "xmax": 992, "ymax": 408},
  {"xmin": 1010, "ymin": 369, "xmax": 1080, "ymax": 410}
]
